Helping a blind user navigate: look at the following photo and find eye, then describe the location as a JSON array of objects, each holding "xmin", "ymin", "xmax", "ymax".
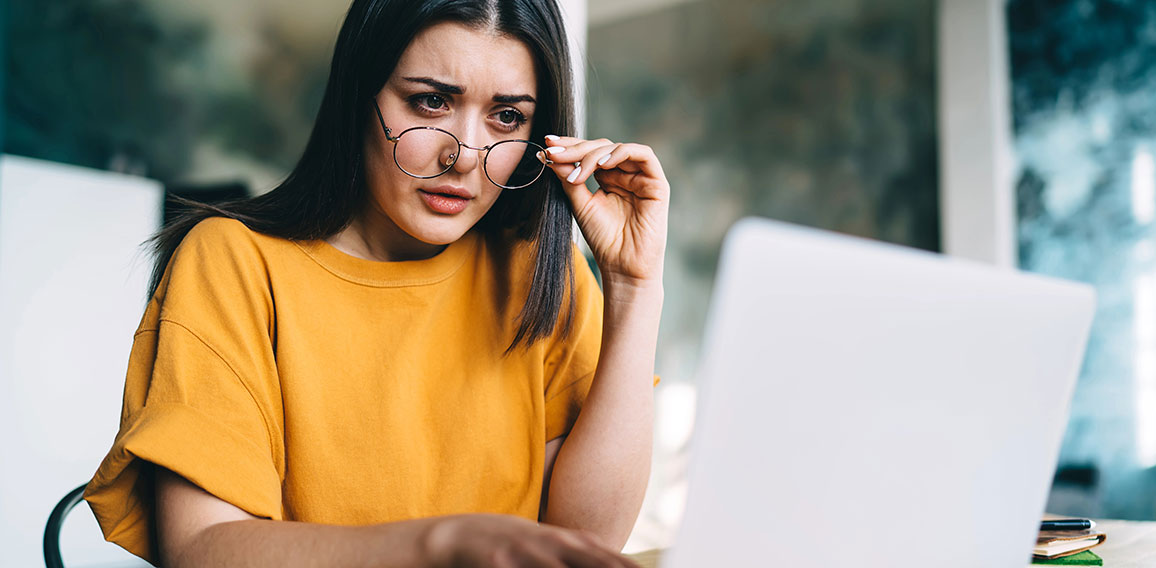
[
  {"xmin": 409, "ymin": 94, "xmax": 449, "ymax": 114},
  {"xmin": 497, "ymin": 109, "xmax": 522, "ymax": 125},
  {"xmin": 494, "ymin": 108, "xmax": 528, "ymax": 131}
]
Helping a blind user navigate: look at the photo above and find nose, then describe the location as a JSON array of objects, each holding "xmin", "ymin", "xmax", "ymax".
[
  {"xmin": 449, "ymin": 121, "xmax": 484, "ymax": 175},
  {"xmin": 451, "ymin": 144, "xmax": 481, "ymax": 174}
]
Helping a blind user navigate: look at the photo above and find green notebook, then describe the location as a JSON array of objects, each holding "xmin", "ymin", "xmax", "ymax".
[{"xmin": 1032, "ymin": 550, "xmax": 1102, "ymax": 565}]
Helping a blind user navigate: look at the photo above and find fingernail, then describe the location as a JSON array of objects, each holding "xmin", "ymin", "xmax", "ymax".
[
  {"xmin": 597, "ymin": 154, "xmax": 611, "ymax": 166},
  {"xmin": 566, "ymin": 166, "xmax": 582, "ymax": 184},
  {"xmin": 545, "ymin": 146, "xmax": 565, "ymax": 155},
  {"xmin": 536, "ymin": 151, "xmax": 547, "ymax": 164},
  {"xmin": 545, "ymin": 134, "xmax": 560, "ymax": 141}
]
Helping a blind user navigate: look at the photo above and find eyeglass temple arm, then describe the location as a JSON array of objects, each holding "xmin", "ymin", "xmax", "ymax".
[{"xmin": 372, "ymin": 100, "xmax": 400, "ymax": 142}]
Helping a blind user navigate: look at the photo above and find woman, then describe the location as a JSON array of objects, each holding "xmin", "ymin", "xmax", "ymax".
[{"xmin": 84, "ymin": 0, "xmax": 668, "ymax": 566}]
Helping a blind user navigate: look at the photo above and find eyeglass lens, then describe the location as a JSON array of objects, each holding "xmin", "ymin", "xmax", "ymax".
[{"xmin": 392, "ymin": 129, "xmax": 545, "ymax": 189}]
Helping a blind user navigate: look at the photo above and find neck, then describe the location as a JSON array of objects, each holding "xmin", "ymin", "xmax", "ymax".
[{"xmin": 326, "ymin": 211, "xmax": 446, "ymax": 262}]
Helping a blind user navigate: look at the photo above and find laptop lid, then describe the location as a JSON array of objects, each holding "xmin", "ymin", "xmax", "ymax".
[{"xmin": 665, "ymin": 218, "xmax": 1095, "ymax": 568}]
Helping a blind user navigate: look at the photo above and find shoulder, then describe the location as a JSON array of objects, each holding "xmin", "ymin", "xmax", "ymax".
[
  {"xmin": 172, "ymin": 216, "xmax": 299, "ymax": 274},
  {"xmin": 179, "ymin": 216, "xmax": 269, "ymax": 257},
  {"xmin": 158, "ymin": 217, "xmax": 283, "ymax": 307}
]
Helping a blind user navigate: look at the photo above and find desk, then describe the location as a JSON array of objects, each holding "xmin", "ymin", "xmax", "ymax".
[
  {"xmin": 626, "ymin": 519, "xmax": 1156, "ymax": 567},
  {"xmin": 1093, "ymin": 519, "xmax": 1156, "ymax": 567}
]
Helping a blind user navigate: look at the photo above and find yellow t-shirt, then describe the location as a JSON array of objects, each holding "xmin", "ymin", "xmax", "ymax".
[{"xmin": 84, "ymin": 217, "xmax": 606, "ymax": 563}]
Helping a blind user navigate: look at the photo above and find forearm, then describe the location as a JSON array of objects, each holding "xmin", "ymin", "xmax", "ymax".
[
  {"xmin": 543, "ymin": 274, "xmax": 662, "ymax": 549},
  {"xmin": 165, "ymin": 504, "xmax": 633, "ymax": 568},
  {"xmin": 168, "ymin": 516, "xmax": 442, "ymax": 568}
]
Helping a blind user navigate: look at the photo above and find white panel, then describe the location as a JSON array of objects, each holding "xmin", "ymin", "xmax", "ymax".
[
  {"xmin": 937, "ymin": 0, "xmax": 1017, "ymax": 266},
  {"xmin": 0, "ymin": 154, "xmax": 161, "ymax": 567},
  {"xmin": 559, "ymin": 0, "xmax": 588, "ymax": 245},
  {"xmin": 560, "ymin": 0, "xmax": 587, "ymax": 139}
]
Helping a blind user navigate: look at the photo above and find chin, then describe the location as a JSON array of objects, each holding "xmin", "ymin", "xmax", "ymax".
[{"xmin": 404, "ymin": 218, "xmax": 474, "ymax": 246}]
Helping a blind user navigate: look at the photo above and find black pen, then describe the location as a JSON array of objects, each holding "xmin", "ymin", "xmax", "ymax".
[{"xmin": 1040, "ymin": 519, "xmax": 1096, "ymax": 531}]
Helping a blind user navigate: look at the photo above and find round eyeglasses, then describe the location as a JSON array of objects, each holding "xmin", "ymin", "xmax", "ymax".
[{"xmin": 373, "ymin": 101, "xmax": 551, "ymax": 190}]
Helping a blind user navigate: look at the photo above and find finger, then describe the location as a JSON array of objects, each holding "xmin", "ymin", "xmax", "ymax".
[
  {"xmin": 561, "ymin": 144, "xmax": 619, "ymax": 187},
  {"xmin": 510, "ymin": 543, "xmax": 569, "ymax": 568},
  {"xmin": 592, "ymin": 167, "xmax": 665, "ymax": 201},
  {"xmin": 575, "ymin": 531, "xmax": 643, "ymax": 568},
  {"xmin": 543, "ymin": 134, "xmax": 586, "ymax": 147},
  {"xmin": 591, "ymin": 142, "xmax": 667, "ymax": 185},
  {"xmin": 553, "ymin": 539, "xmax": 621, "ymax": 568},
  {"xmin": 542, "ymin": 138, "xmax": 614, "ymax": 165},
  {"xmin": 548, "ymin": 160, "xmax": 594, "ymax": 213},
  {"xmin": 554, "ymin": 530, "xmax": 640, "ymax": 568}
]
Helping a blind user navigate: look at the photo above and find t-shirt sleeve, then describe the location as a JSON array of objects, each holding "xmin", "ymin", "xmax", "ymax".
[
  {"xmin": 83, "ymin": 218, "xmax": 284, "ymax": 564},
  {"xmin": 543, "ymin": 246, "xmax": 603, "ymax": 441}
]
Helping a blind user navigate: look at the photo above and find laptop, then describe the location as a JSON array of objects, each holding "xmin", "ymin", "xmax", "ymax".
[{"xmin": 664, "ymin": 218, "xmax": 1096, "ymax": 568}]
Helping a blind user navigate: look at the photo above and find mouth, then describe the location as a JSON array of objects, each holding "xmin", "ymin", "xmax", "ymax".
[
  {"xmin": 419, "ymin": 186, "xmax": 472, "ymax": 215},
  {"xmin": 420, "ymin": 185, "xmax": 473, "ymax": 199}
]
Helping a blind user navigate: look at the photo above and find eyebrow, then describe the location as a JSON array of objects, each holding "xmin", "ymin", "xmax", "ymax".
[
  {"xmin": 403, "ymin": 76, "xmax": 535, "ymax": 105},
  {"xmin": 494, "ymin": 94, "xmax": 536, "ymax": 105},
  {"xmin": 404, "ymin": 76, "xmax": 464, "ymax": 94}
]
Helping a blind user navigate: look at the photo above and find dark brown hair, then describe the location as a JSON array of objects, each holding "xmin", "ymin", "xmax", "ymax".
[{"xmin": 149, "ymin": 0, "xmax": 577, "ymax": 350}]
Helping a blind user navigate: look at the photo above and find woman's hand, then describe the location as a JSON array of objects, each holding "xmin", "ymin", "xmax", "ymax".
[
  {"xmin": 540, "ymin": 135, "xmax": 670, "ymax": 288},
  {"xmin": 426, "ymin": 514, "xmax": 641, "ymax": 568}
]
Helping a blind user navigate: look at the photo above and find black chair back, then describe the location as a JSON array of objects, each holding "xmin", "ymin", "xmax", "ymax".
[{"xmin": 44, "ymin": 484, "xmax": 88, "ymax": 568}]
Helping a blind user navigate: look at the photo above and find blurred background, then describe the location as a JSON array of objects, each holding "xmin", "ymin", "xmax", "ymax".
[{"xmin": 3, "ymin": 0, "xmax": 1155, "ymax": 565}]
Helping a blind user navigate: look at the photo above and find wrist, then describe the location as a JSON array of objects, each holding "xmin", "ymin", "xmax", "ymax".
[{"xmin": 601, "ymin": 272, "xmax": 664, "ymax": 306}]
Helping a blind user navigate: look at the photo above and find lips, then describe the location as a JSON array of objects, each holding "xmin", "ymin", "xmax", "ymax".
[
  {"xmin": 422, "ymin": 185, "xmax": 472, "ymax": 199},
  {"xmin": 419, "ymin": 186, "xmax": 472, "ymax": 214}
]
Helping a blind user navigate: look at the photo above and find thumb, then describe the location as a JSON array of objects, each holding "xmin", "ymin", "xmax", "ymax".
[{"xmin": 551, "ymin": 160, "xmax": 592, "ymax": 213}]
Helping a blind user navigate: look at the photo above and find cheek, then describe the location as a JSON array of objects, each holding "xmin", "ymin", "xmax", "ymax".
[
  {"xmin": 478, "ymin": 185, "xmax": 505, "ymax": 211},
  {"xmin": 364, "ymin": 126, "xmax": 408, "ymax": 181},
  {"xmin": 364, "ymin": 146, "xmax": 413, "ymax": 205},
  {"xmin": 368, "ymin": 138, "xmax": 401, "ymax": 179}
]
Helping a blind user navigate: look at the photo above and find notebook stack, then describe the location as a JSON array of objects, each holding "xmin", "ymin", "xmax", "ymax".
[{"xmin": 1031, "ymin": 519, "xmax": 1106, "ymax": 566}]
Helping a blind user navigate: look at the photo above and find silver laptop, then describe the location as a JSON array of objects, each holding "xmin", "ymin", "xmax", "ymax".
[{"xmin": 665, "ymin": 218, "xmax": 1096, "ymax": 568}]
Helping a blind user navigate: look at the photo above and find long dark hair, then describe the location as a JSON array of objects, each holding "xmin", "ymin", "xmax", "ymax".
[{"xmin": 150, "ymin": 0, "xmax": 577, "ymax": 350}]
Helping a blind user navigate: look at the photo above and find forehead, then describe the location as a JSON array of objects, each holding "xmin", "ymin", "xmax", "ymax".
[{"xmin": 392, "ymin": 22, "xmax": 537, "ymax": 96}]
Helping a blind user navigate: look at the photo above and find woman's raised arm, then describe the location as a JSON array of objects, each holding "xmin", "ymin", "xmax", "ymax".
[{"xmin": 538, "ymin": 136, "xmax": 670, "ymax": 549}]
